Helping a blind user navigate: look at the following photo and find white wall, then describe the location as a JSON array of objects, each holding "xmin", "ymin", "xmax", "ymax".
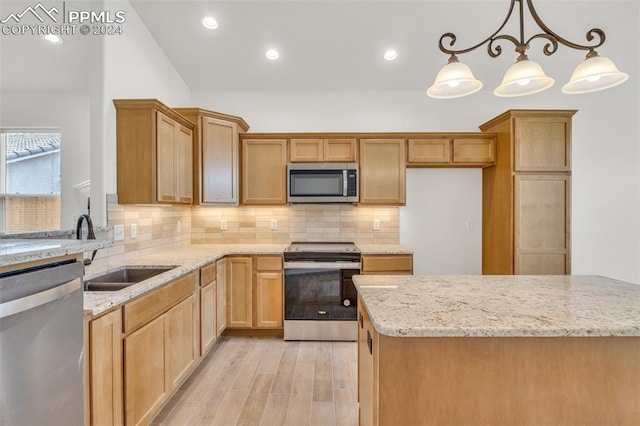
[
  {"xmin": 0, "ymin": 92, "xmax": 91, "ymax": 229},
  {"xmin": 91, "ymin": 0, "xmax": 192, "ymax": 225}
]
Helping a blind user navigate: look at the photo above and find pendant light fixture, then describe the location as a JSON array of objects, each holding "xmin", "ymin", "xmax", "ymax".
[{"xmin": 427, "ymin": 0, "xmax": 628, "ymax": 99}]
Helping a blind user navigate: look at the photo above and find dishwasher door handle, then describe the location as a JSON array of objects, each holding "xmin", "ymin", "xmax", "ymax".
[{"xmin": 0, "ymin": 278, "xmax": 81, "ymax": 319}]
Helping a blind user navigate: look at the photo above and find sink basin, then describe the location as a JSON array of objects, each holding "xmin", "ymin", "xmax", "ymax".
[{"xmin": 84, "ymin": 266, "xmax": 176, "ymax": 291}]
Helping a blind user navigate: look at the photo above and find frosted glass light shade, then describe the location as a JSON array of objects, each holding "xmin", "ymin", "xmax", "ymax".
[
  {"xmin": 561, "ymin": 55, "xmax": 629, "ymax": 94},
  {"xmin": 427, "ymin": 60, "xmax": 483, "ymax": 99},
  {"xmin": 494, "ymin": 59, "xmax": 554, "ymax": 97}
]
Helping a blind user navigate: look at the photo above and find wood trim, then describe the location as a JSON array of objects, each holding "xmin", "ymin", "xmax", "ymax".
[
  {"xmin": 173, "ymin": 107, "xmax": 250, "ymax": 132},
  {"xmin": 479, "ymin": 109, "xmax": 577, "ymax": 131},
  {"xmin": 123, "ymin": 272, "xmax": 197, "ymax": 334},
  {"xmin": 221, "ymin": 328, "xmax": 283, "ymax": 337},
  {"xmin": 113, "ymin": 99, "xmax": 195, "ymax": 129},
  {"xmin": 242, "ymin": 132, "xmax": 496, "ymax": 140}
]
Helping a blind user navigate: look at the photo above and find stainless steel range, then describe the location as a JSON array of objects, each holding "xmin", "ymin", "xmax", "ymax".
[{"xmin": 284, "ymin": 242, "xmax": 360, "ymax": 341}]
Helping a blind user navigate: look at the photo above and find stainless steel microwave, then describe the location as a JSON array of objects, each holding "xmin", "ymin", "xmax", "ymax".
[{"xmin": 287, "ymin": 163, "xmax": 358, "ymax": 203}]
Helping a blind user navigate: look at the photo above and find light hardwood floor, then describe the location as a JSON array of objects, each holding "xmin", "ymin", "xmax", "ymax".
[{"xmin": 151, "ymin": 337, "xmax": 358, "ymax": 426}]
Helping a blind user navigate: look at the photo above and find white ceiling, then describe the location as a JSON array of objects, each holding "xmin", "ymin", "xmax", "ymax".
[{"xmin": 129, "ymin": 0, "xmax": 623, "ymax": 91}]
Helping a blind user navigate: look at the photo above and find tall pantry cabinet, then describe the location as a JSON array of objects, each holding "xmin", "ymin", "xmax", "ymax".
[{"xmin": 480, "ymin": 110, "xmax": 576, "ymax": 275}]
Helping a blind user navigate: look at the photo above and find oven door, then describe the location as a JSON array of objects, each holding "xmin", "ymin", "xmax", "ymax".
[{"xmin": 284, "ymin": 262, "xmax": 359, "ymax": 341}]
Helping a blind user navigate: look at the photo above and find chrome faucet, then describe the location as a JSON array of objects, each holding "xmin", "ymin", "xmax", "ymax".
[{"xmin": 76, "ymin": 214, "xmax": 97, "ymax": 265}]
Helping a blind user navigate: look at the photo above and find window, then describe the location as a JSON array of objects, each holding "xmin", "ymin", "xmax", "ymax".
[{"xmin": 0, "ymin": 131, "xmax": 61, "ymax": 232}]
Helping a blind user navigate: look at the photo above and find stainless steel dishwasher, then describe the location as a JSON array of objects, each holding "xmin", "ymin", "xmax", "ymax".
[{"xmin": 0, "ymin": 259, "xmax": 84, "ymax": 425}]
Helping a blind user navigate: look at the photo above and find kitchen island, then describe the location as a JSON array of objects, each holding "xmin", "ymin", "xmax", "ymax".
[{"xmin": 353, "ymin": 275, "xmax": 640, "ymax": 425}]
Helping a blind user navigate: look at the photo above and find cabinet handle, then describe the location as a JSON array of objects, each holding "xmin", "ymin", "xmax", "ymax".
[
  {"xmin": 358, "ymin": 311, "xmax": 363, "ymax": 329},
  {"xmin": 366, "ymin": 330, "xmax": 373, "ymax": 355}
]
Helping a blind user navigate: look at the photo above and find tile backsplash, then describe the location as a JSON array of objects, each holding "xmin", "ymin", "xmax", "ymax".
[{"xmin": 90, "ymin": 196, "xmax": 398, "ymax": 272}]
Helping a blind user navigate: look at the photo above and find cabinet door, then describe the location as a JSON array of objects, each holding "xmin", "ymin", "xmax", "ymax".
[
  {"xmin": 124, "ymin": 315, "xmax": 167, "ymax": 426},
  {"xmin": 241, "ymin": 139, "xmax": 287, "ymax": 205},
  {"xmin": 452, "ymin": 138, "xmax": 495, "ymax": 164},
  {"xmin": 200, "ymin": 283, "xmax": 216, "ymax": 356},
  {"xmin": 514, "ymin": 174, "xmax": 570, "ymax": 274},
  {"xmin": 407, "ymin": 139, "xmax": 450, "ymax": 164},
  {"xmin": 289, "ymin": 138, "xmax": 323, "ymax": 162},
  {"xmin": 216, "ymin": 259, "xmax": 227, "ymax": 336},
  {"xmin": 324, "ymin": 138, "xmax": 357, "ymax": 162},
  {"xmin": 359, "ymin": 139, "xmax": 406, "ymax": 205},
  {"xmin": 514, "ymin": 116, "xmax": 571, "ymax": 172},
  {"xmin": 255, "ymin": 271, "xmax": 283, "ymax": 328},
  {"xmin": 358, "ymin": 299, "xmax": 375, "ymax": 426},
  {"xmin": 226, "ymin": 257, "xmax": 253, "ymax": 328},
  {"xmin": 165, "ymin": 295, "xmax": 197, "ymax": 390},
  {"xmin": 89, "ymin": 309, "xmax": 123, "ymax": 426},
  {"xmin": 201, "ymin": 117, "xmax": 239, "ymax": 204},
  {"xmin": 156, "ymin": 111, "xmax": 177, "ymax": 202},
  {"xmin": 175, "ymin": 124, "xmax": 193, "ymax": 204},
  {"xmin": 361, "ymin": 255, "xmax": 413, "ymax": 275}
]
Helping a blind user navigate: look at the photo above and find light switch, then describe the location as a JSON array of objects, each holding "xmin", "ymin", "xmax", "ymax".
[
  {"xmin": 176, "ymin": 220, "xmax": 182, "ymax": 233},
  {"xmin": 220, "ymin": 219, "xmax": 228, "ymax": 231},
  {"xmin": 130, "ymin": 223, "xmax": 137, "ymax": 239},
  {"xmin": 113, "ymin": 224, "xmax": 124, "ymax": 241},
  {"xmin": 373, "ymin": 219, "xmax": 381, "ymax": 231},
  {"xmin": 271, "ymin": 219, "xmax": 278, "ymax": 230}
]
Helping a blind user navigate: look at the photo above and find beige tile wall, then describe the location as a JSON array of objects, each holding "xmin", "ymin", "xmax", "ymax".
[
  {"xmin": 87, "ymin": 197, "xmax": 399, "ymax": 273},
  {"xmin": 191, "ymin": 204, "xmax": 399, "ymax": 244}
]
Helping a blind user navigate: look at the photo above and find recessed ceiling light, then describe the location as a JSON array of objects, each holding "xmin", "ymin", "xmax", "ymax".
[
  {"xmin": 265, "ymin": 49, "xmax": 280, "ymax": 60},
  {"xmin": 202, "ymin": 16, "xmax": 218, "ymax": 29},
  {"xmin": 43, "ymin": 34, "xmax": 63, "ymax": 45},
  {"xmin": 384, "ymin": 50, "xmax": 398, "ymax": 61}
]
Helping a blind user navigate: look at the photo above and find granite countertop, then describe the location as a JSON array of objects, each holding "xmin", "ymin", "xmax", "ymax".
[
  {"xmin": 84, "ymin": 242, "xmax": 411, "ymax": 316},
  {"xmin": 353, "ymin": 275, "xmax": 640, "ymax": 338},
  {"xmin": 0, "ymin": 238, "xmax": 113, "ymax": 268},
  {"xmin": 84, "ymin": 244, "xmax": 289, "ymax": 316}
]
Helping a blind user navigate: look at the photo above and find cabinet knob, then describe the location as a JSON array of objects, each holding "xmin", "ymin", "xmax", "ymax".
[
  {"xmin": 358, "ymin": 311, "xmax": 364, "ymax": 328},
  {"xmin": 366, "ymin": 330, "xmax": 373, "ymax": 355}
]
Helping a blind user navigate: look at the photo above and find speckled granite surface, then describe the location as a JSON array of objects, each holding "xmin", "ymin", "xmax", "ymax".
[
  {"xmin": 0, "ymin": 239, "xmax": 112, "ymax": 267},
  {"xmin": 355, "ymin": 244, "xmax": 412, "ymax": 254},
  {"xmin": 354, "ymin": 275, "xmax": 640, "ymax": 338},
  {"xmin": 84, "ymin": 244, "xmax": 289, "ymax": 316},
  {"xmin": 0, "ymin": 226, "xmax": 111, "ymax": 240}
]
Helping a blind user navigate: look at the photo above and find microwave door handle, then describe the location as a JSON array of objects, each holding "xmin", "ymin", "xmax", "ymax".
[{"xmin": 343, "ymin": 170, "xmax": 348, "ymax": 196}]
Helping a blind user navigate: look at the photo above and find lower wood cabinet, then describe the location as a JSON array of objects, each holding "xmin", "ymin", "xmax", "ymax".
[
  {"xmin": 357, "ymin": 295, "xmax": 376, "ymax": 426},
  {"xmin": 254, "ymin": 256, "xmax": 283, "ymax": 329},
  {"xmin": 200, "ymin": 262, "xmax": 217, "ymax": 356},
  {"xmin": 89, "ymin": 309, "xmax": 123, "ymax": 426},
  {"xmin": 226, "ymin": 257, "xmax": 253, "ymax": 328},
  {"xmin": 361, "ymin": 254, "xmax": 413, "ymax": 275},
  {"xmin": 216, "ymin": 259, "xmax": 227, "ymax": 336}
]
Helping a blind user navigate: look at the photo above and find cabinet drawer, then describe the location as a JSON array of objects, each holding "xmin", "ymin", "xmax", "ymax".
[
  {"xmin": 361, "ymin": 255, "xmax": 413, "ymax": 274},
  {"xmin": 254, "ymin": 256, "xmax": 283, "ymax": 271},
  {"xmin": 407, "ymin": 139, "xmax": 451, "ymax": 163},
  {"xmin": 124, "ymin": 272, "xmax": 197, "ymax": 334},
  {"xmin": 452, "ymin": 139, "xmax": 495, "ymax": 163},
  {"xmin": 200, "ymin": 263, "xmax": 216, "ymax": 287}
]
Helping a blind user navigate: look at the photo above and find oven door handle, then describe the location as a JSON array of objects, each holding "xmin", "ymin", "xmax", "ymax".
[{"xmin": 284, "ymin": 261, "xmax": 361, "ymax": 270}]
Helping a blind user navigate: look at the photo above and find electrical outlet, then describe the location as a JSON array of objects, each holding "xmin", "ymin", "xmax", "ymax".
[
  {"xmin": 220, "ymin": 219, "xmax": 228, "ymax": 231},
  {"xmin": 176, "ymin": 220, "xmax": 182, "ymax": 233},
  {"xmin": 373, "ymin": 219, "xmax": 381, "ymax": 231},
  {"xmin": 466, "ymin": 220, "xmax": 475, "ymax": 231},
  {"xmin": 113, "ymin": 224, "xmax": 124, "ymax": 241},
  {"xmin": 130, "ymin": 223, "xmax": 137, "ymax": 239},
  {"xmin": 270, "ymin": 219, "xmax": 278, "ymax": 230}
]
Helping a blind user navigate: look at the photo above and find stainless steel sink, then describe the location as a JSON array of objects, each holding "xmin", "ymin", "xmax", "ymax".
[{"xmin": 84, "ymin": 266, "xmax": 176, "ymax": 291}]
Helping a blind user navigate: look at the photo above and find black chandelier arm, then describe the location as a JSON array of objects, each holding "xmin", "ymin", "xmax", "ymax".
[
  {"xmin": 526, "ymin": 0, "xmax": 606, "ymax": 52},
  {"xmin": 438, "ymin": 0, "xmax": 518, "ymax": 56},
  {"xmin": 525, "ymin": 33, "xmax": 559, "ymax": 56},
  {"xmin": 487, "ymin": 35, "xmax": 521, "ymax": 58}
]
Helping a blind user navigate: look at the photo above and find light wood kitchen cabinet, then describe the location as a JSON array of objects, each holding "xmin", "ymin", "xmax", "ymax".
[
  {"xmin": 480, "ymin": 110, "xmax": 576, "ymax": 275},
  {"xmin": 361, "ymin": 254, "xmax": 413, "ymax": 275},
  {"xmin": 359, "ymin": 139, "xmax": 406, "ymax": 205},
  {"xmin": 241, "ymin": 139, "xmax": 287, "ymax": 205},
  {"xmin": 407, "ymin": 136, "xmax": 495, "ymax": 167},
  {"xmin": 216, "ymin": 259, "xmax": 227, "ymax": 336},
  {"xmin": 253, "ymin": 256, "xmax": 283, "ymax": 329},
  {"xmin": 174, "ymin": 108, "xmax": 249, "ymax": 206},
  {"xmin": 113, "ymin": 99, "xmax": 195, "ymax": 204},
  {"xmin": 289, "ymin": 138, "xmax": 357, "ymax": 162},
  {"xmin": 89, "ymin": 308, "xmax": 123, "ymax": 426},
  {"xmin": 226, "ymin": 257, "xmax": 253, "ymax": 328},
  {"xmin": 200, "ymin": 263, "xmax": 217, "ymax": 356},
  {"xmin": 357, "ymin": 295, "xmax": 376, "ymax": 426},
  {"xmin": 122, "ymin": 272, "xmax": 198, "ymax": 426}
]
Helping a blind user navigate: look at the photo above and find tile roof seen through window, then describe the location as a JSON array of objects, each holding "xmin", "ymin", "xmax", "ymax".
[{"xmin": 6, "ymin": 133, "xmax": 61, "ymax": 160}]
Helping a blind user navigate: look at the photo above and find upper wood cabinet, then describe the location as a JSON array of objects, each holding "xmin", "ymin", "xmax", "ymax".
[
  {"xmin": 113, "ymin": 99, "xmax": 195, "ymax": 204},
  {"xmin": 480, "ymin": 110, "xmax": 576, "ymax": 275},
  {"xmin": 241, "ymin": 139, "xmax": 287, "ymax": 205},
  {"xmin": 408, "ymin": 136, "xmax": 495, "ymax": 167},
  {"xmin": 174, "ymin": 108, "xmax": 249, "ymax": 206},
  {"xmin": 289, "ymin": 138, "xmax": 357, "ymax": 162},
  {"xmin": 359, "ymin": 139, "xmax": 406, "ymax": 205}
]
